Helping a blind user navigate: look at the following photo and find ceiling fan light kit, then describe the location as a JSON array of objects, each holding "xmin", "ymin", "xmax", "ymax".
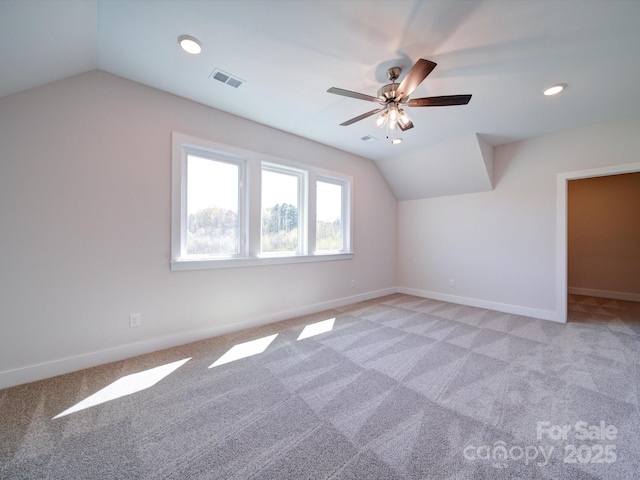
[
  {"xmin": 327, "ymin": 58, "xmax": 471, "ymax": 142},
  {"xmin": 397, "ymin": 109, "xmax": 413, "ymax": 129}
]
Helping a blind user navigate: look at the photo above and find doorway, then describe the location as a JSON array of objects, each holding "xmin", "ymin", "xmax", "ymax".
[
  {"xmin": 567, "ymin": 172, "xmax": 640, "ymax": 324},
  {"xmin": 556, "ymin": 162, "xmax": 640, "ymax": 323}
]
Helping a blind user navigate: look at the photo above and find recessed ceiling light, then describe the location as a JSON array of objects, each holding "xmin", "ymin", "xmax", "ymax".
[
  {"xmin": 543, "ymin": 84, "xmax": 566, "ymax": 96},
  {"xmin": 178, "ymin": 35, "xmax": 202, "ymax": 55},
  {"xmin": 391, "ymin": 138, "xmax": 403, "ymax": 145}
]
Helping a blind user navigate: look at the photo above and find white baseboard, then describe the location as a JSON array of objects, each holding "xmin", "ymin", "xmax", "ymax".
[
  {"xmin": 568, "ymin": 287, "xmax": 640, "ymax": 303},
  {"xmin": 0, "ymin": 287, "xmax": 397, "ymax": 390},
  {"xmin": 397, "ymin": 287, "xmax": 561, "ymax": 323}
]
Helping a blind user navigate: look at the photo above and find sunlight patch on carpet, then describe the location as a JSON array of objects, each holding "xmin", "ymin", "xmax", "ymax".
[
  {"xmin": 209, "ymin": 334, "xmax": 278, "ymax": 368},
  {"xmin": 297, "ymin": 318, "xmax": 335, "ymax": 340},
  {"xmin": 53, "ymin": 358, "xmax": 191, "ymax": 419}
]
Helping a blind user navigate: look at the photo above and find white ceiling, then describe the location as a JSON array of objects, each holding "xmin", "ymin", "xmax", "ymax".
[{"xmin": 2, "ymin": 0, "xmax": 640, "ymax": 196}]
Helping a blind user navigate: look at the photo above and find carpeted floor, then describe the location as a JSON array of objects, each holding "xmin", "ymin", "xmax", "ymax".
[{"xmin": 1, "ymin": 293, "xmax": 639, "ymax": 479}]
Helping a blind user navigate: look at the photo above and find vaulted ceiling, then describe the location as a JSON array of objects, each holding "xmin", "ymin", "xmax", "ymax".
[{"xmin": 2, "ymin": 0, "xmax": 640, "ymax": 199}]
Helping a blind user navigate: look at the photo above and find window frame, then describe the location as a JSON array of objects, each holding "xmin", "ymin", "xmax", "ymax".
[
  {"xmin": 171, "ymin": 134, "xmax": 248, "ymax": 267},
  {"xmin": 260, "ymin": 162, "xmax": 308, "ymax": 257},
  {"xmin": 183, "ymin": 147, "xmax": 246, "ymax": 259},
  {"xmin": 315, "ymin": 175, "xmax": 351, "ymax": 254},
  {"xmin": 171, "ymin": 133, "xmax": 353, "ymax": 271}
]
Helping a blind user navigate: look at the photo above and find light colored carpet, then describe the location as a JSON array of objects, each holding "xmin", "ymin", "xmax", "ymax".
[{"xmin": 1, "ymin": 294, "xmax": 639, "ymax": 479}]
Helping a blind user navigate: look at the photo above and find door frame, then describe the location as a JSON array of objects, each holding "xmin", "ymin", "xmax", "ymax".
[{"xmin": 556, "ymin": 162, "xmax": 640, "ymax": 322}]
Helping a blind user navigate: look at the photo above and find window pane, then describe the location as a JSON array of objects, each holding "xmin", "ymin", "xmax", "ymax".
[
  {"xmin": 186, "ymin": 154, "xmax": 239, "ymax": 255},
  {"xmin": 262, "ymin": 169, "xmax": 299, "ymax": 253},
  {"xmin": 316, "ymin": 181, "xmax": 343, "ymax": 252}
]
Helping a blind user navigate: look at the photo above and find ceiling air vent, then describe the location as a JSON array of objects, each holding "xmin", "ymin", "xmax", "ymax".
[
  {"xmin": 360, "ymin": 134, "xmax": 378, "ymax": 143},
  {"xmin": 210, "ymin": 69, "xmax": 245, "ymax": 88}
]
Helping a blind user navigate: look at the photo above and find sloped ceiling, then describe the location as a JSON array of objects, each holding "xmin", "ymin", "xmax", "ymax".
[
  {"xmin": 2, "ymin": 0, "xmax": 640, "ymax": 200},
  {"xmin": 0, "ymin": 1, "xmax": 97, "ymax": 96},
  {"xmin": 378, "ymin": 134, "xmax": 494, "ymax": 201}
]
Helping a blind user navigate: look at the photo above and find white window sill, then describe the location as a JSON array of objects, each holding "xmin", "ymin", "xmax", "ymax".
[{"xmin": 170, "ymin": 252, "xmax": 354, "ymax": 271}]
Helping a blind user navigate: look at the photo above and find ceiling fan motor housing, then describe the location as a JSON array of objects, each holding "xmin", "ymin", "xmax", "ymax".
[
  {"xmin": 386, "ymin": 66, "xmax": 401, "ymax": 82},
  {"xmin": 377, "ymin": 83, "xmax": 404, "ymax": 101}
]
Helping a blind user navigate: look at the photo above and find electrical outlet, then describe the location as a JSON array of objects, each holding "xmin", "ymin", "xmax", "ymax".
[
  {"xmin": 351, "ymin": 280, "xmax": 356, "ymax": 288},
  {"xmin": 449, "ymin": 279, "xmax": 455, "ymax": 288},
  {"xmin": 129, "ymin": 313, "xmax": 141, "ymax": 328}
]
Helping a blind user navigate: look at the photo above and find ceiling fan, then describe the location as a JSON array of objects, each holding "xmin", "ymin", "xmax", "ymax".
[{"xmin": 327, "ymin": 58, "xmax": 471, "ymax": 133}]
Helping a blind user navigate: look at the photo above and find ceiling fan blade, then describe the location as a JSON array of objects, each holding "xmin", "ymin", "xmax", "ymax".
[
  {"xmin": 339, "ymin": 108, "xmax": 385, "ymax": 126},
  {"xmin": 405, "ymin": 94, "xmax": 472, "ymax": 107},
  {"xmin": 327, "ymin": 87, "xmax": 385, "ymax": 104},
  {"xmin": 394, "ymin": 59, "xmax": 437, "ymax": 101}
]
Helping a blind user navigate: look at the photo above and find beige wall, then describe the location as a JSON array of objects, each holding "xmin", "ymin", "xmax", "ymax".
[
  {"xmin": 398, "ymin": 116, "xmax": 640, "ymax": 321},
  {"xmin": 0, "ymin": 71, "xmax": 397, "ymax": 388},
  {"xmin": 568, "ymin": 172, "xmax": 640, "ymax": 297}
]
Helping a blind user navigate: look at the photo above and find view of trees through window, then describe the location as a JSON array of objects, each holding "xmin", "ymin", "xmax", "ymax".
[
  {"xmin": 187, "ymin": 206, "xmax": 238, "ymax": 255},
  {"xmin": 316, "ymin": 180, "xmax": 343, "ymax": 252},
  {"xmin": 261, "ymin": 168, "xmax": 300, "ymax": 253},
  {"xmin": 186, "ymin": 154, "xmax": 239, "ymax": 255},
  {"xmin": 262, "ymin": 203, "xmax": 299, "ymax": 252}
]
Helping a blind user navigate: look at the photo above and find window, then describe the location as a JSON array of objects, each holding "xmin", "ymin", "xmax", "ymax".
[
  {"xmin": 171, "ymin": 133, "xmax": 353, "ymax": 270},
  {"xmin": 261, "ymin": 163, "xmax": 307, "ymax": 255},
  {"xmin": 316, "ymin": 178, "xmax": 348, "ymax": 253},
  {"xmin": 186, "ymin": 153, "xmax": 241, "ymax": 256}
]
